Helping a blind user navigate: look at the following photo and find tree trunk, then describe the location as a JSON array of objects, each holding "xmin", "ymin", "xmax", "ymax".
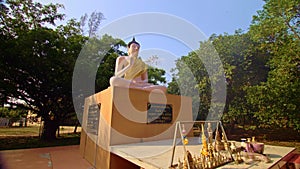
[
  {"xmin": 41, "ymin": 119, "xmax": 58, "ymax": 140},
  {"xmin": 73, "ymin": 121, "xmax": 79, "ymax": 133},
  {"xmin": 24, "ymin": 117, "xmax": 28, "ymax": 127},
  {"xmin": 57, "ymin": 126, "xmax": 60, "ymax": 137}
]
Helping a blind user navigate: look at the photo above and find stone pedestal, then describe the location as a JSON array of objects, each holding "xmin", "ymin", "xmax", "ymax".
[{"xmin": 80, "ymin": 86, "xmax": 193, "ymax": 169}]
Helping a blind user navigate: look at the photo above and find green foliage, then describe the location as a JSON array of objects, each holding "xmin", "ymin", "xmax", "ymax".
[
  {"xmin": 148, "ymin": 66, "xmax": 167, "ymax": 85},
  {"xmin": 169, "ymin": 32, "xmax": 268, "ymax": 122},
  {"xmin": 168, "ymin": 0, "xmax": 299, "ymax": 131},
  {"xmin": 0, "ymin": 107, "xmax": 27, "ymax": 118},
  {"xmin": 167, "ymin": 77, "xmax": 180, "ymax": 95},
  {"xmin": 168, "ymin": 41, "xmax": 225, "ymax": 120},
  {"xmin": 143, "ymin": 55, "xmax": 168, "ymax": 86},
  {"xmin": 94, "ymin": 35, "xmax": 127, "ymax": 92},
  {"xmin": 1, "ymin": 0, "xmax": 64, "ymax": 34},
  {"xmin": 0, "ymin": 107, "xmax": 28, "ymax": 126},
  {"xmin": 0, "ymin": 0, "xmax": 84, "ymax": 139},
  {"xmin": 1, "ymin": 0, "xmax": 167, "ymax": 140},
  {"xmin": 247, "ymin": 0, "xmax": 300, "ymax": 130},
  {"xmin": 211, "ymin": 32, "xmax": 269, "ymax": 126}
]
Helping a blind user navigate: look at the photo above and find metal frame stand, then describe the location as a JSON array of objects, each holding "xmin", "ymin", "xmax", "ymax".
[{"xmin": 170, "ymin": 120, "xmax": 230, "ymax": 169}]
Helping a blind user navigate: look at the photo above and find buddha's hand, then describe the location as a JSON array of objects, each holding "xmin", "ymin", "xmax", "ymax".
[{"xmin": 129, "ymin": 51, "xmax": 138, "ymax": 58}]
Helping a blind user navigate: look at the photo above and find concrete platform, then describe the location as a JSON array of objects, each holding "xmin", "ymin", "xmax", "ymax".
[
  {"xmin": 0, "ymin": 145, "xmax": 93, "ymax": 169},
  {"xmin": 111, "ymin": 137, "xmax": 296, "ymax": 169},
  {"xmin": 0, "ymin": 142, "xmax": 297, "ymax": 169}
]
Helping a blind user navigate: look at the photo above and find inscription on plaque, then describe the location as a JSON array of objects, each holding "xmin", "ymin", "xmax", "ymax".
[
  {"xmin": 87, "ymin": 104, "xmax": 100, "ymax": 135},
  {"xmin": 147, "ymin": 103, "xmax": 172, "ymax": 124}
]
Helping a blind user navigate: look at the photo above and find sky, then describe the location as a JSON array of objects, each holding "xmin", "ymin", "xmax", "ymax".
[
  {"xmin": 37, "ymin": 0, "xmax": 265, "ymax": 82},
  {"xmin": 2, "ymin": 0, "xmax": 266, "ymax": 111},
  {"xmin": 38, "ymin": 0, "xmax": 265, "ymax": 36}
]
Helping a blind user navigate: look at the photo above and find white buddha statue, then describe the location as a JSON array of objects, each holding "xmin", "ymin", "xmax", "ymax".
[{"xmin": 110, "ymin": 37, "xmax": 167, "ymax": 93}]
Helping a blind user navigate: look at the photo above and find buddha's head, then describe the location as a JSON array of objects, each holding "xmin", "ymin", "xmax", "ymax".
[{"xmin": 127, "ymin": 37, "xmax": 140, "ymax": 55}]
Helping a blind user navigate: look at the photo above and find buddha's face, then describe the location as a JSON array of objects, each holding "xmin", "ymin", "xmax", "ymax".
[{"xmin": 128, "ymin": 43, "xmax": 140, "ymax": 55}]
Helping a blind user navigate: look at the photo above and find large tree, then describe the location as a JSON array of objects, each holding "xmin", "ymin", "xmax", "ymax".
[
  {"xmin": 168, "ymin": 0, "xmax": 300, "ymax": 132},
  {"xmin": 168, "ymin": 30, "xmax": 271, "ymax": 125},
  {"xmin": 210, "ymin": 31, "xmax": 269, "ymax": 128},
  {"xmin": 1, "ymin": 0, "xmax": 166, "ymax": 140},
  {"xmin": 0, "ymin": 0, "xmax": 85, "ymax": 139},
  {"xmin": 246, "ymin": 0, "xmax": 300, "ymax": 130},
  {"xmin": 168, "ymin": 39, "xmax": 227, "ymax": 120}
]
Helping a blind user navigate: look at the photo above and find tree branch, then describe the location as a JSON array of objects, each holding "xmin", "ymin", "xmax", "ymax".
[{"xmin": 285, "ymin": 19, "xmax": 300, "ymax": 41}]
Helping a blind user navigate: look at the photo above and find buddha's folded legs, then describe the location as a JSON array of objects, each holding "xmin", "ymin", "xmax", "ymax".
[
  {"xmin": 141, "ymin": 85, "xmax": 167, "ymax": 93},
  {"xmin": 110, "ymin": 76, "xmax": 131, "ymax": 88},
  {"xmin": 110, "ymin": 76, "xmax": 167, "ymax": 93}
]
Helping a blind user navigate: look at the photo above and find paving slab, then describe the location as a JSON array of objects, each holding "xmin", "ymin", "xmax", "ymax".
[{"xmin": 0, "ymin": 145, "xmax": 93, "ymax": 169}]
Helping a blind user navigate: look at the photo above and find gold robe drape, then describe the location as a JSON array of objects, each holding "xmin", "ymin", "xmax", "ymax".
[{"xmin": 124, "ymin": 57, "xmax": 147, "ymax": 80}]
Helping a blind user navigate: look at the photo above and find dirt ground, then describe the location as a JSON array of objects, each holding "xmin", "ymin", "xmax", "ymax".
[{"xmin": 226, "ymin": 126, "xmax": 300, "ymax": 141}]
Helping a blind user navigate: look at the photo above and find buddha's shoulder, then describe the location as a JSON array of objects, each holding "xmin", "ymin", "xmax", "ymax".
[{"xmin": 117, "ymin": 55, "xmax": 128, "ymax": 60}]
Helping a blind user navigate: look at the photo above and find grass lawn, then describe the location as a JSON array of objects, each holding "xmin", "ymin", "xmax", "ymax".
[
  {"xmin": 0, "ymin": 126, "xmax": 40, "ymax": 136},
  {"xmin": 0, "ymin": 126, "xmax": 81, "ymax": 151},
  {"xmin": 0, "ymin": 134, "xmax": 80, "ymax": 150},
  {"xmin": 0, "ymin": 125, "xmax": 81, "ymax": 136}
]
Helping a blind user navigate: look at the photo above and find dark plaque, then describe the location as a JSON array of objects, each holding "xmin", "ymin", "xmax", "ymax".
[
  {"xmin": 87, "ymin": 104, "xmax": 100, "ymax": 135},
  {"xmin": 147, "ymin": 103, "xmax": 172, "ymax": 124}
]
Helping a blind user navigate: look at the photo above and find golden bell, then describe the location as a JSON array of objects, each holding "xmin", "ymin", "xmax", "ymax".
[{"xmin": 183, "ymin": 138, "xmax": 189, "ymax": 145}]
